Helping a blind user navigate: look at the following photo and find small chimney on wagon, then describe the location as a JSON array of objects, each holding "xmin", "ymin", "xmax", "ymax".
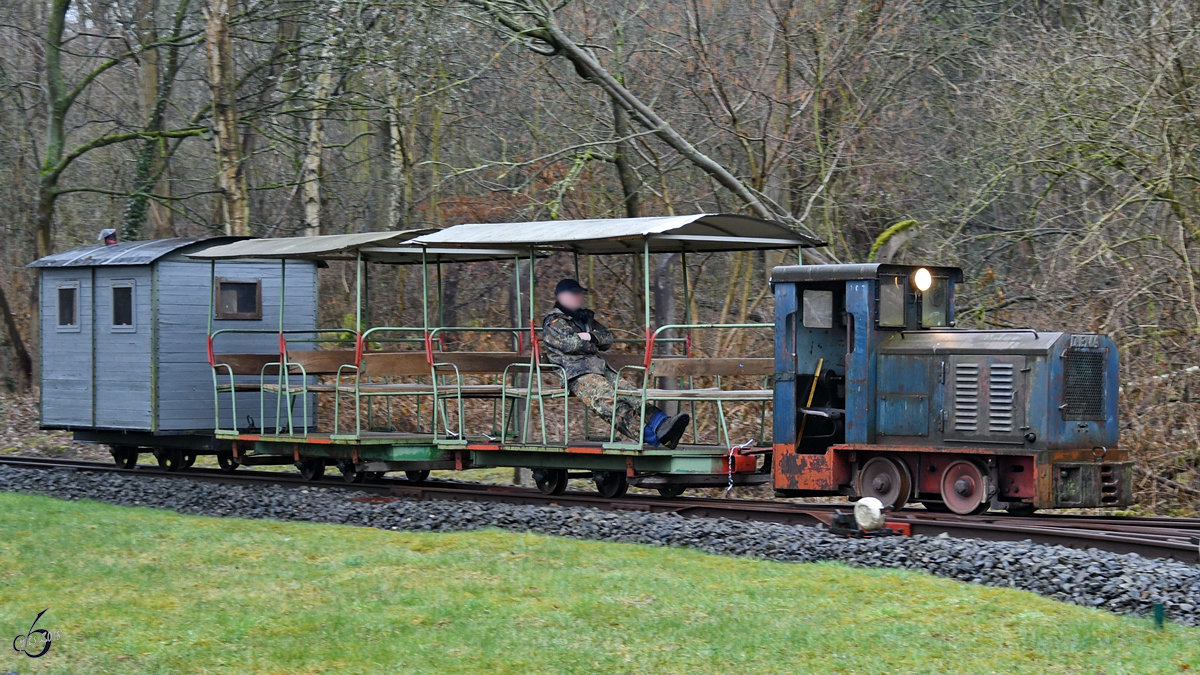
[{"xmin": 98, "ymin": 228, "xmax": 118, "ymax": 245}]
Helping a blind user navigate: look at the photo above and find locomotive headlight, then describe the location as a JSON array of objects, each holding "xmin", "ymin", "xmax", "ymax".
[{"xmin": 913, "ymin": 267, "xmax": 933, "ymax": 292}]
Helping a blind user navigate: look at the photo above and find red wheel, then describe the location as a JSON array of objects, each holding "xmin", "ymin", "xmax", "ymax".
[
  {"xmin": 939, "ymin": 460, "xmax": 991, "ymax": 515},
  {"xmin": 855, "ymin": 456, "xmax": 912, "ymax": 509}
]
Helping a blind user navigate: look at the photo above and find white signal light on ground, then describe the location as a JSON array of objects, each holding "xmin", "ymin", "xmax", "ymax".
[
  {"xmin": 913, "ymin": 267, "xmax": 933, "ymax": 292},
  {"xmin": 854, "ymin": 497, "xmax": 886, "ymax": 531}
]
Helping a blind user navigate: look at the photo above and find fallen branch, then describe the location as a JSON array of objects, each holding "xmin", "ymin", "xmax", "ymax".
[{"xmin": 1135, "ymin": 465, "xmax": 1200, "ymax": 497}]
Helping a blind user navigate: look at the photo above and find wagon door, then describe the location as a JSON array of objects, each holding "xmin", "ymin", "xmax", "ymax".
[{"xmin": 40, "ymin": 270, "xmax": 94, "ymax": 427}]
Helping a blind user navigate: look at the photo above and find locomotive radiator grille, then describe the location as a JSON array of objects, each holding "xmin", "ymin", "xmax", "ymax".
[
  {"xmin": 988, "ymin": 363, "xmax": 1015, "ymax": 432},
  {"xmin": 1063, "ymin": 350, "xmax": 1105, "ymax": 420},
  {"xmin": 954, "ymin": 363, "xmax": 979, "ymax": 432}
]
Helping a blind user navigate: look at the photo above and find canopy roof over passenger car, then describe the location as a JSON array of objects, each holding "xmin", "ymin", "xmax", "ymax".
[
  {"xmin": 411, "ymin": 213, "xmax": 825, "ymax": 254},
  {"xmin": 189, "ymin": 230, "xmax": 536, "ymax": 264},
  {"xmin": 189, "ymin": 230, "xmax": 431, "ymax": 261}
]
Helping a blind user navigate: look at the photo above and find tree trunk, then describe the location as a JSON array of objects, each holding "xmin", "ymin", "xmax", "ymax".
[
  {"xmin": 611, "ymin": 97, "xmax": 641, "ymax": 219},
  {"xmin": 0, "ymin": 280, "xmax": 33, "ymax": 390},
  {"xmin": 125, "ymin": 0, "xmax": 188, "ymax": 240},
  {"xmin": 301, "ymin": 0, "xmax": 343, "ymax": 237},
  {"xmin": 205, "ymin": 0, "xmax": 251, "ymax": 235},
  {"xmin": 35, "ymin": 0, "xmax": 70, "ymax": 259}
]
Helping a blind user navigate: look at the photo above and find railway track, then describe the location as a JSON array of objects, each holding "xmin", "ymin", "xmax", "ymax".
[{"xmin": 3, "ymin": 455, "xmax": 1197, "ymax": 564}]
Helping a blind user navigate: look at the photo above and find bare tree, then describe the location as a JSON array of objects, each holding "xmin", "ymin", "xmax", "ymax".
[{"xmin": 204, "ymin": 0, "xmax": 250, "ymax": 235}]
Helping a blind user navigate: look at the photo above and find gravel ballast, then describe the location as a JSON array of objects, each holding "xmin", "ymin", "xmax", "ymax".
[{"xmin": 2, "ymin": 465, "xmax": 1198, "ymax": 627}]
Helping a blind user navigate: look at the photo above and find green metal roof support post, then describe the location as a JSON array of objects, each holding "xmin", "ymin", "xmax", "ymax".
[
  {"xmin": 276, "ymin": 258, "xmax": 293, "ymax": 435},
  {"xmin": 680, "ymin": 250, "xmax": 698, "ymax": 438},
  {"xmin": 512, "ymin": 254, "xmax": 522, "ymax": 352},
  {"xmin": 525, "ymin": 244, "xmax": 542, "ymax": 443},
  {"xmin": 436, "ymin": 260, "xmax": 444, "ymax": 332},
  {"xmin": 635, "ymin": 236, "xmax": 652, "ymax": 446},
  {"xmin": 208, "ymin": 260, "xmax": 219, "ymax": 432},
  {"xmin": 642, "ymin": 237, "xmax": 651, "ymax": 336},
  {"xmin": 420, "ymin": 248, "xmax": 430, "ymax": 334},
  {"xmin": 355, "ymin": 251, "xmax": 364, "ymax": 334}
]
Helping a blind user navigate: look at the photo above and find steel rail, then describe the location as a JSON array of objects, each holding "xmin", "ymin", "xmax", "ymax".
[{"xmin": 2, "ymin": 455, "xmax": 1197, "ymax": 564}]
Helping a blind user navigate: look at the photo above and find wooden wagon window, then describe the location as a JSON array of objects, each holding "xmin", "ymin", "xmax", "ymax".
[
  {"xmin": 112, "ymin": 280, "xmax": 135, "ymax": 330},
  {"xmin": 56, "ymin": 283, "xmax": 79, "ymax": 330},
  {"xmin": 215, "ymin": 279, "xmax": 262, "ymax": 320}
]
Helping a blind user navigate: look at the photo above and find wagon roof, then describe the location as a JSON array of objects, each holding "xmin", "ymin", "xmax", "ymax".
[
  {"xmin": 410, "ymin": 214, "xmax": 825, "ymax": 254},
  {"xmin": 186, "ymin": 230, "xmax": 432, "ymax": 261},
  {"xmin": 357, "ymin": 245, "xmax": 543, "ymax": 264},
  {"xmin": 26, "ymin": 236, "xmax": 242, "ymax": 268}
]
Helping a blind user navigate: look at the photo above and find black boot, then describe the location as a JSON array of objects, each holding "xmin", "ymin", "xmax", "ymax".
[{"xmin": 655, "ymin": 413, "xmax": 690, "ymax": 449}]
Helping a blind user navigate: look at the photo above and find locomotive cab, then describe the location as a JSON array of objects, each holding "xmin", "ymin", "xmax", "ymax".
[
  {"xmin": 772, "ymin": 264, "xmax": 963, "ymax": 454},
  {"xmin": 771, "ymin": 263, "xmax": 1131, "ymax": 514}
]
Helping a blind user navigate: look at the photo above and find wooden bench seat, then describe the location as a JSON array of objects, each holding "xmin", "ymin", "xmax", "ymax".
[
  {"xmin": 430, "ymin": 352, "xmax": 529, "ymax": 400},
  {"xmin": 211, "ymin": 353, "xmax": 284, "ymax": 392}
]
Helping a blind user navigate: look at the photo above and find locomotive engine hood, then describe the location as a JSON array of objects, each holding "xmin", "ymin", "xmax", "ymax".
[{"xmin": 873, "ymin": 330, "xmax": 1118, "ymax": 452}]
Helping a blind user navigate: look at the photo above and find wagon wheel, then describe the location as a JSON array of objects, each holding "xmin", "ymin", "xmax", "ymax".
[
  {"xmin": 155, "ymin": 449, "xmax": 185, "ymax": 472},
  {"xmin": 216, "ymin": 452, "xmax": 239, "ymax": 473},
  {"xmin": 855, "ymin": 456, "xmax": 912, "ymax": 510},
  {"xmin": 593, "ymin": 471, "xmax": 629, "ymax": 499},
  {"xmin": 656, "ymin": 485, "xmax": 686, "ymax": 498},
  {"xmin": 182, "ymin": 454, "xmax": 197, "ymax": 469},
  {"xmin": 404, "ymin": 470, "xmax": 431, "ymax": 484},
  {"xmin": 297, "ymin": 459, "xmax": 325, "ymax": 481},
  {"xmin": 109, "ymin": 446, "xmax": 137, "ymax": 470},
  {"xmin": 337, "ymin": 460, "xmax": 363, "ymax": 483},
  {"xmin": 531, "ymin": 468, "xmax": 568, "ymax": 496},
  {"xmin": 939, "ymin": 460, "xmax": 991, "ymax": 515}
]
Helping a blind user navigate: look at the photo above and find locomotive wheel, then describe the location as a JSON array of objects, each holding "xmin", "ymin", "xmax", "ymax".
[
  {"xmin": 297, "ymin": 459, "xmax": 325, "ymax": 481},
  {"xmin": 338, "ymin": 460, "xmax": 364, "ymax": 483},
  {"xmin": 216, "ymin": 452, "xmax": 239, "ymax": 473},
  {"xmin": 110, "ymin": 446, "xmax": 137, "ymax": 470},
  {"xmin": 532, "ymin": 468, "xmax": 568, "ymax": 496},
  {"xmin": 182, "ymin": 453, "xmax": 197, "ymax": 469},
  {"xmin": 404, "ymin": 470, "xmax": 431, "ymax": 483},
  {"xmin": 156, "ymin": 449, "xmax": 185, "ymax": 472},
  {"xmin": 855, "ymin": 456, "xmax": 912, "ymax": 509},
  {"xmin": 594, "ymin": 471, "xmax": 629, "ymax": 499},
  {"xmin": 656, "ymin": 485, "xmax": 686, "ymax": 498},
  {"xmin": 939, "ymin": 460, "xmax": 991, "ymax": 515}
]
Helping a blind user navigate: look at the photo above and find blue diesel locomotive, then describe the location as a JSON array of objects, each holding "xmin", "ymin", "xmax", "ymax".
[{"xmin": 770, "ymin": 263, "xmax": 1129, "ymax": 514}]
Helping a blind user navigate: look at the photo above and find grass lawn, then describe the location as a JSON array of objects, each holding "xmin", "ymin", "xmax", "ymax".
[{"xmin": 0, "ymin": 492, "xmax": 1196, "ymax": 674}]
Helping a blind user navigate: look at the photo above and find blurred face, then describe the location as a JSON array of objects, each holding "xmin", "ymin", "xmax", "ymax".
[{"xmin": 557, "ymin": 290, "xmax": 585, "ymax": 311}]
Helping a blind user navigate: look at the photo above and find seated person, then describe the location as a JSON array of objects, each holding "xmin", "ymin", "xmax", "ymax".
[{"xmin": 541, "ymin": 278, "xmax": 689, "ymax": 448}]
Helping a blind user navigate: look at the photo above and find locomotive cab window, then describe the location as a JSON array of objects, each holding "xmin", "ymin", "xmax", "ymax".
[
  {"xmin": 112, "ymin": 280, "xmax": 135, "ymax": 331},
  {"xmin": 802, "ymin": 290, "xmax": 834, "ymax": 328},
  {"xmin": 920, "ymin": 276, "xmax": 951, "ymax": 327},
  {"xmin": 878, "ymin": 275, "xmax": 906, "ymax": 327},
  {"xmin": 56, "ymin": 283, "xmax": 79, "ymax": 331},
  {"xmin": 215, "ymin": 279, "xmax": 262, "ymax": 320}
]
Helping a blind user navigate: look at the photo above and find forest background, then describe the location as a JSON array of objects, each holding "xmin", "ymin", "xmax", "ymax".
[{"xmin": 0, "ymin": 0, "xmax": 1197, "ymax": 510}]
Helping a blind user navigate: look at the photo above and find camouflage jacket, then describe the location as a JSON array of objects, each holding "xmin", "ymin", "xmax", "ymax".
[{"xmin": 541, "ymin": 306, "xmax": 615, "ymax": 380}]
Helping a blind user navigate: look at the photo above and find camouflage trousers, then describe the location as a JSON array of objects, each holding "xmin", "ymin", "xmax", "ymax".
[{"xmin": 568, "ymin": 371, "xmax": 663, "ymax": 441}]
